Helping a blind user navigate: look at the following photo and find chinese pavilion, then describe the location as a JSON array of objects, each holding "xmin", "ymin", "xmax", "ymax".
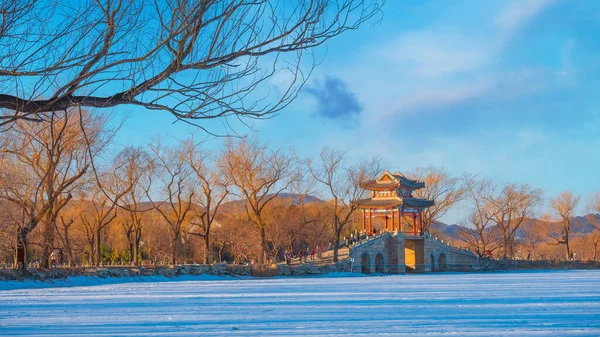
[{"xmin": 357, "ymin": 170, "xmax": 434, "ymax": 236}]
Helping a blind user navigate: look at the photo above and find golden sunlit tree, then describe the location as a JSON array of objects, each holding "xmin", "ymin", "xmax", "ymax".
[
  {"xmin": 487, "ymin": 183, "xmax": 543, "ymax": 259},
  {"xmin": 0, "ymin": 110, "xmax": 110, "ymax": 270},
  {"xmin": 118, "ymin": 147, "xmax": 154, "ymax": 266},
  {"xmin": 220, "ymin": 137, "xmax": 299, "ymax": 264},
  {"xmin": 309, "ymin": 147, "xmax": 383, "ymax": 262},
  {"xmin": 460, "ymin": 175, "xmax": 502, "ymax": 258},
  {"xmin": 410, "ymin": 166, "xmax": 465, "ymax": 233},
  {"xmin": 586, "ymin": 192, "xmax": 600, "ymax": 260},
  {"xmin": 549, "ymin": 191, "xmax": 580, "ymax": 260},
  {"xmin": 184, "ymin": 139, "xmax": 229, "ymax": 264},
  {"xmin": 147, "ymin": 142, "xmax": 197, "ymax": 265}
]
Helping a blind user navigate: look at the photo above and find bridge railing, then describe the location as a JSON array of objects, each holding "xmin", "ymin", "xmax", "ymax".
[{"xmin": 348, "ymin": 232, "xmax": 395, "ymax": 255}]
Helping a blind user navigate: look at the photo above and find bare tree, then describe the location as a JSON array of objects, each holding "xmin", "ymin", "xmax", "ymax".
[
  {"xmin": 220, "ymin": 137, "xmax": 298, "ymax": 264},
  {"xmin": 590, "ymin": 233, "xmax": 600, "ymax": 261},
  {"xmin": 147, "ymin": 142, "xmax": 196, "ymax": 265},
  {"xmin": 549, "ymin": 191, "xmax": 580, "ymax": 260},
  {"xmin": 309, "ymin": 147, "xmax": 382, "ymax": 262},
  {"xmin": 586, "ymin": 192, "xmax": 600, "ymax": 261},
  {"xmin": 79, "ymin": 161, "xmax": 133, "ymax": 266},
  {"xmin": 487, "ymin": 184, "xmax": 542, "ymax": 259},
  {"xmin": 0, "ymin": 200, "xmax": 19, "ymax": 264},
  {"xmin": 1, "ymin": 0, "xmax": 383, "ymax": 128},
  {"xmin": 0, "ymin": 110, "xmax": 109, "ymax": 270},
  {"xmin": 117, "ymin": 147, "xmax": 154, "ymax": 265},
  {"xmin": 213, "ymin": 213, "xmax": 255, "ymax": 264},
  {"xmin": 184, "ymin": 139, "xmax": 229, "ymax": 264},
  {"xmin": 291, "ymin": 176, "xmax": 327, "ymax": 250},
  {"xmin": 54, "ymin": 212, "xmax": 76, "ymax": 267},
  {"xmin": 520, "ymin": 217, "xmax": 548, "ymax": 260},
  {"xmin": 410, "ymin": 166, "xmax": 465, "ymax": 233},
  {"xmin": 460, "ymin": 175, "xmax": 502, "ymax": 258}
]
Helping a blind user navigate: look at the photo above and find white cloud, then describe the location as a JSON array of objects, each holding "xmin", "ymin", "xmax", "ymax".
[
  {"xmin": 366, "ymin": 78, "xmax": 495, "ymax": 123},
  {"xmin": 381, "ymin": 32, "xmax": 492, "ymax": 78},
  {"xmin": 494, "ymin": 0, "xmax": 559, "ymax": 34},
  {"xmin": 360, "ymin": 0, "xmax": 563, "ymax": 123}
]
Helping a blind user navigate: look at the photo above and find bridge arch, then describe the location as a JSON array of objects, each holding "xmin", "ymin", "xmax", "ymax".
[
  {"xmin": 375, "ymin": 253, "xmax": 384, "ymax": 273},
  {"xmin": 439, "ymin": 253, "xmax": 447, "ymax": 271},
  {"xmin": 430, "ymin": 253, "xmax": 436, "ymax": 271},
  {"xmin": 361, "ymin": 253, "xmax": 371, "ymax": 274}
]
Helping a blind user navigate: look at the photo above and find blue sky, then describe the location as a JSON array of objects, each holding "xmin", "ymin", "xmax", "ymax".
[{"xmin": 111, "ymin": 0, "xmax": 600, "ymax": 223}]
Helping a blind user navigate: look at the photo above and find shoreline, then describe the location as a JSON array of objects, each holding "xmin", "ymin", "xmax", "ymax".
[{"xmin": 1, "ymin": 260, "xmax": 599, "ymax": 291}]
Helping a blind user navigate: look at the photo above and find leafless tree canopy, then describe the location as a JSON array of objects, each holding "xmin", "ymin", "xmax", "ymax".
[
  {"xmin": 460, "ymin": 175, "xmax": 502, "ymax": 257},
  {"xmin": 410, "ymin": 166, "xmax": 465, "ymax": 232},
  {"xmin": 549, "ymin": 191, "xmax": 580, "ymax": 260},
  {"xmin": 184, "ymin": 138, "xmax": 229, "ymax": 264},
  {"xmin": 219, "ymin": 136, "xmax": 299, "ymax": 264},
  {"xmin": 486, "ymin": 183, "xmax": 542, "ymax": 259},
  {"xmin": 308, "ymin": 147, "xmax": 382, "ymax": 261},
  {"xmin": 0, "ymin": 109, "xmax": 111, "ymax": 269},
  {"xmin": 0, "ymin": 0, "xmax": 384, "ymax": 127}
]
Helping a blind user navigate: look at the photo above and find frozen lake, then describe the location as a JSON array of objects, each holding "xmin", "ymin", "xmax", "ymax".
[{"xmin": 1, "ymin": 270, "xmax": 600, "ymax": 336}]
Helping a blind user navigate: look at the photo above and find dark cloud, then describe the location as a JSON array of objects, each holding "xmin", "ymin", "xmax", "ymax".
[{"xmin": 305, "ymin": 76, "xmax": 362, "ymax": 120}]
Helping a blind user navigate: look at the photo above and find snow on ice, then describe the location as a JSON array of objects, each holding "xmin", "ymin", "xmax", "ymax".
[{"xmin": 1, "ymin": 270, "xmax": 599, "ymax": 336}]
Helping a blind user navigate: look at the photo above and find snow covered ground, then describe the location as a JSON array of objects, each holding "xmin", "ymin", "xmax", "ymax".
[{"xmin": 1, "ymin": 270, "xmax": 599, "ymax": 336}]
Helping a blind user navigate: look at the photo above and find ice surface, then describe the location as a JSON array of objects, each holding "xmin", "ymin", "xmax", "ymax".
[{"xmin": 1, "ymin": 270, "xmax": 599, "ymax": 336}]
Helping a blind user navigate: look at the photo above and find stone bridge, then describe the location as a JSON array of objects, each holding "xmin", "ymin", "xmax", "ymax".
[{"xmin": 349, "ymin": 232, "xmax": 479, "ymax": 274}]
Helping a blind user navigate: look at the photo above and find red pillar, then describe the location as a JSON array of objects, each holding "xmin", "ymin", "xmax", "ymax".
[
  {"xmin": 391, "ymin": 209, "xmax": 395, "ymax": 231},
  {"xmin": 419, "ymin": 211, "xmax": 423, "ymax": 235},
  {"xmin": 413, "ymin": 212, "xmax": 417, "ymax": 235},
  {"xmin": 384, "ymin": 215, "xmax": 389, "ymax": 232},
  {"xmin": 368, "ymin": 208, "xmax": 373, "ymax": 235},
  {"xmin": 362, "ymin": 210, "xmax": 366, "ymax": 232}
]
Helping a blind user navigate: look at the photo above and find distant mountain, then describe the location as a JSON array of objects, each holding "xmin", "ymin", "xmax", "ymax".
[
  {"xmin": 221, "ymin": 193, "xmax": 324, "ymax": 210},
  {"xmin": 429, "ymin": 221, "xmax": 467, "ymax": 239},
  {"xmin": 571, "ymin": 214, "xmax": 599, "ymax": 235},
  {"xmin": 431, "ymin": 214, "xmax": 600, "ymax": 242},
  {"xmin": 277, "ymin": 193, "xmax": 324, "ymax": 205}
]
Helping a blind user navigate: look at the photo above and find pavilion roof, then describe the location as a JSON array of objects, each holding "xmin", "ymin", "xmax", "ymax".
[
  {"xmin": 396, "ymin": 176, "xmax": 425, "ymax": 189},
  {"xmin": 402, "ymin": 197, "xmax": 435, "ymax": 208},
  {"xmin": 355, "ymin": 198, "xmax": 402, "ymax": 208},
  {"xmin": 359, "ymin": 181, "xmax": 399, "ymax": 190},
  {"xmin": 356, "ymin": 197, "xmax": 434, "ymax": 209},
  {"xmin": 360, "ymin": 170, "xmax": 425, "ymax": 190}
]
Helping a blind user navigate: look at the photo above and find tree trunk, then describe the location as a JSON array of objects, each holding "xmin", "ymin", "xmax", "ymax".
[
  {"xmin": 96, "ymin": 229, "xmax": 101, "ymax": 266},
  {"xmin": 204, "ymin": 235, "xmax": 211, "ymax": 265},
  {"xmin": 171, "ymin": 233, "xmax": 179, "ymax": 265},
  {"xmin": 128, "ymin": 241, "xmax": 134, "ymax": 265},
  {"xmin": 260, "ymin": 225, "xmax": 267, "ymax": 264},
  {"xmin": 332, "ymin": 229, "xmax": 341, "ymax": 262},
  {"xmin": 134, "ymin": 233, "xmax": 141, "ymax": 266},
  {"xmin": 124, "ymin": 227, "xmax": 134, "ymax": 264},
  {"xmin": 87, "ymin": 239, "xmax": 95, "ymax": 266},
  {"xmin": 41, "ymin": 220, "xmax": 56, "ymax": 269},
  {"xmin": 593, "ymin": 240, "xmax": 598, "ymax": 261},
  {"xmin": 565, "ymin": 235, "xmax": 571, "ymax": 260},
  {"xmin": 63, "ymin": 229, "xmax": 74, "ymax": 267},
  {"xmin": 333, "ymin": 199, "xmax": 339, "ymax": 262},
  {"xmin": 218, "ymin": 245, "xmax": 225, "ymax": 263},
  {"xmin": 15, "ymin": 227, "xmax": 29, "ymax": 271}
]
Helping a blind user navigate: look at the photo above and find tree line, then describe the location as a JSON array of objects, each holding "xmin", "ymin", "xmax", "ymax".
[
  {"xmin": 0, "ymin": 110, "xmax": 386, "ymax": 270},
  {"xmin": 1, "ymin": 110, "xmax": 599, "ymax": 271}
]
